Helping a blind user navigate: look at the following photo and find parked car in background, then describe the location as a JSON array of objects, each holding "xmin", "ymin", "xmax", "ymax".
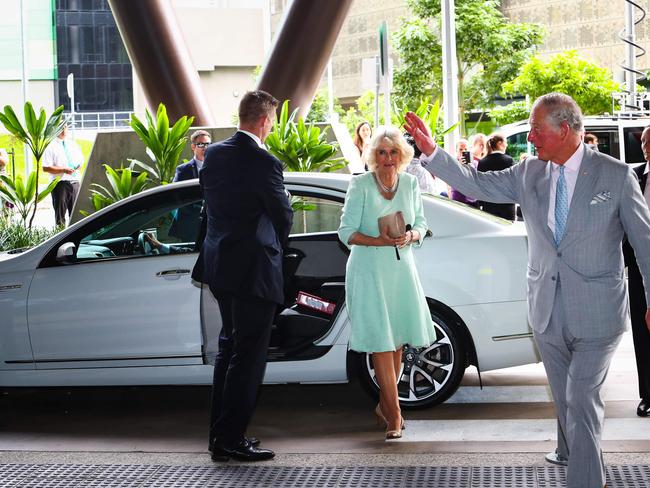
[
  {"xmin": 502, "ymin": 116, "xmax": 649, "ymax": 165},
  {"xmin": 0, "ymin": 174, "xmax": 537, "ymax": 409}
]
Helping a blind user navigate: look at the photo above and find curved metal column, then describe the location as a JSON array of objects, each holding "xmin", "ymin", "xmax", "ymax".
[
  {"xmin": 257, "ymin": 0, "xmax": 353, "ymax": 118},
  {"xmin": 108, "ymin": 0, "xmax": 215, "ymax": 125}
]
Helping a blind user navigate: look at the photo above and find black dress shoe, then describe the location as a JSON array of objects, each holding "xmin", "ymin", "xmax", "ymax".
[
  {"xmin": 211, "ymin": 439, "xmax": 275, "ymax": 462},
  {"xmin": 209, "ymin": 436, "xmax": 260, "ymax": 452},
  {"xmin": 637, "ymin": 399, "xmax": 650, "ymax": 417}
]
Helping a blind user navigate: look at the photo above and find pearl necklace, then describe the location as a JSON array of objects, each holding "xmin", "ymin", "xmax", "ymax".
[{"xmin": 375, "ymin": 173, "xmax": 398, "ymax": 193}]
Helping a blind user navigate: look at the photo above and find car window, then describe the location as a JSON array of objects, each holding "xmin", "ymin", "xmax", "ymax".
[
  {"xmin": 290, "ymin": 195, "xmax": 344, "ymax": 235},
  {"xmin": 76, "ymin": 197, "xmax": 202, "ymax": 261},
  {"xmin": 623, "ymin": 127, "xmax": 644, "ymax": 164},
  {"xmin": 506, "ymin": 131, "xmax": 533, "ymax": 161}
]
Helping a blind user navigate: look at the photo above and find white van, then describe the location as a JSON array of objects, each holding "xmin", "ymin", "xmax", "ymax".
[{"xmin": 502, "ymin": 116, "xmax": 649, "ymax": 166}]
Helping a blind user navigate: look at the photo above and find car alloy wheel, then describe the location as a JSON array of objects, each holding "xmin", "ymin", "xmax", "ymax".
[{"xmin": 356, "ymin": 309, "xmax": 466, "ymax": 409}]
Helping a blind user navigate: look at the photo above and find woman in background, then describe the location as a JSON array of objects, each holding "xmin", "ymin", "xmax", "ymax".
[
  {"xmin": 353, "ymin": 121, "xmax": 373, "ymax": 163},
  {"xmin": 477, "ymin": 133, "xmax": 516, "ymax": 220}
]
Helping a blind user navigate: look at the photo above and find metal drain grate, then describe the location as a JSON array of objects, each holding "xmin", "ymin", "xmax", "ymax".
[{"xmin": 1, "ymin": 463, "xmax": 648, "ymax": 487}]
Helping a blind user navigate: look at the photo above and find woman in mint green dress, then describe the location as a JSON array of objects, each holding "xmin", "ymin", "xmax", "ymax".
[{"xmin": 338, "ymin": 127, "xmax": 436, "ymax": 440}]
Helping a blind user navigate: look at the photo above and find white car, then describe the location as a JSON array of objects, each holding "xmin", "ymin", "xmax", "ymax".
[
  {"xmin": 502, "ymin": 115, "xmax": 649, "ymax": 165},
  {"xmin": 0, "ymin": 173, "xmax": 538, "ymax": 408}
]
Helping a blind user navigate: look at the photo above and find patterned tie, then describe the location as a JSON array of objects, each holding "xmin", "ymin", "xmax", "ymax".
[{"xmin": 554, "ymin": 165, "xmax": 568, "ymax": 247}]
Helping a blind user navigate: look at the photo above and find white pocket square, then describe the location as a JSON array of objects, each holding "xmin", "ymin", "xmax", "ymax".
[{"xmin": 590, "ymin": 191, "xmax": 611, "ymax": 205}]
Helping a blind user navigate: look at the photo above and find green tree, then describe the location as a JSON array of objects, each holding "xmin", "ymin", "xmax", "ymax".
[
  {"xmin": 340, "ymin": 90, "xmax": 401, "ymax": 133},
  {"xmin": 502, "ymin": 50, "xmax": 622, "ymax": 115},
  {"xmin": 490, "ymin": 100, "xmax": 530, "ymax": 126},
  {"xmin": 305, "ymin": 88, "xmax": 345, "ymax": 124},
  {"xmin": 393, "ymin": 0, "xmax": 543, "ymax": 133}
]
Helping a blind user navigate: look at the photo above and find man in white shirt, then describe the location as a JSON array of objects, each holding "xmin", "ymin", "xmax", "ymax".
[
  {"xmin": 405, "ymin": 93, "xmax": 650, "ymax": 488},
  {"xmin": 42, "ymin": 123, "xmax": 83, "ymax": 226}
]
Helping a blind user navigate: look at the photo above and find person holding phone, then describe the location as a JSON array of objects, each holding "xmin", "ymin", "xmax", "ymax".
[
  {"xmin": 42, "ymin": 121, "xmax": 83, "ymax": 227},
  {"xmin": 338, "ymin": 126, "xmax": 436, "ymax": 440}
]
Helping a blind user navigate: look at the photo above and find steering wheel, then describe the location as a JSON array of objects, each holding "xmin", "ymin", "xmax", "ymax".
[{"xmin": 137, "ymin": 231, "xmax": 157, "ymax": 255}]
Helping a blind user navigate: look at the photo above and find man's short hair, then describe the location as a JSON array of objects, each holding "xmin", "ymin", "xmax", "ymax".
[
  {"xmin": 584, "ymin": 133, "xmax": 597, "ymax": 144},
  {"xmin": 532, "ymin": 92, "xmax": 584, "ymax": 133},
  {"xmin": 190, "ymin": 129, "xmax": 211, "ymax": 143},
  {"xmin": 238, "ymin": 90, "xmax": 279, "ymax": 125}
]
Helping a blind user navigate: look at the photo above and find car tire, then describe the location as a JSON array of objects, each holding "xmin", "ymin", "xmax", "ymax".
[{"xmin": 354, "ymin": 308, "xmax": 467, "ymax": 409}]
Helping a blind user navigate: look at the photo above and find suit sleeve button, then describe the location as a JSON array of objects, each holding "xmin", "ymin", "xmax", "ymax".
[
  {"xmin": 551, "ymin": 276, "xmax": 556, "ymax": 281},
  {"xmin": 557, "ymin": 252, "xmax": 562, "ymax": 257}
]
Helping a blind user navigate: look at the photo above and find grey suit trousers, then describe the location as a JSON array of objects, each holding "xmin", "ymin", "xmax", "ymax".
[{"xmin": 534, "ymin": 281, "xmax": 622, "ymax": 488}]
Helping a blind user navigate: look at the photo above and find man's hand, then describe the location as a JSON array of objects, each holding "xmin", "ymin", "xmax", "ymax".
[
  {"xmin": 404, "ymin": 112, "xmax": 437, "ymax": 157},
  {"xmin": 645, "ymin": 308, "xmax": 650, "ymax": 333}
]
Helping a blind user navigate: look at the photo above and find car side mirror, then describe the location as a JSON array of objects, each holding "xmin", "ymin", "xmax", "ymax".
[{"xmin": 56, "ymin": 242, "xmax": 76, "ymax": 263}]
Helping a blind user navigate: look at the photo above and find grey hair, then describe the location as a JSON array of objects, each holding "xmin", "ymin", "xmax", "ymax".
[
  {"xmin": 364, "ymin": 126, "xmax": 414, "ymax": 172},
  {"xmin": 531, "ymin": 93, "xmax": 584, "ymax": 132},
  {"xmin": 190, "ymin": 129, "xmax": 211, "ymax": 143}
]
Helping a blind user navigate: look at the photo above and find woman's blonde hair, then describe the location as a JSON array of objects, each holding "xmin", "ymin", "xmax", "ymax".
[{"xmin": 364, "ymin": 126, "xmax": 414, "ymax": 172}]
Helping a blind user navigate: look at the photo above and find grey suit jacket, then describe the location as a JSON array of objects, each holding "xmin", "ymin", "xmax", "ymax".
[{"xmin": 426, "ymin": 144, "xmax": 650, "ymax": 338}]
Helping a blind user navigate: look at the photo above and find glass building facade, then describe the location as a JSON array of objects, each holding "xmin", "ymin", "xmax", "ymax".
[{"xmin": 55, "ymin": 0, "xmax": 133, "ymax": 112}]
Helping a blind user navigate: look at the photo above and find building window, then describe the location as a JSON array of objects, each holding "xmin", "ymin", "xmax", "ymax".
[{"xmin": 55, "ymin": 0, "xmax": 133, "ymax": 112}]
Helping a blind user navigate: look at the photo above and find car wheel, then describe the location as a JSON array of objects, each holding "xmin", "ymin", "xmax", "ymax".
[{"xmin": 355, "ymin": 309, "xmax": 467, "ymax": 409}]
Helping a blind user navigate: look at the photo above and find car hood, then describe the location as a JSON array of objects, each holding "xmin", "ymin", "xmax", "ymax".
[{"xmin": 0, "ymin": 249, "xmax": 28, "ymax": 262}]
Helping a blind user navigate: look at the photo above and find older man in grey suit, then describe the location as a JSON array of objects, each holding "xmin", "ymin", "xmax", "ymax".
[{"xmin": 405, "ymin": 93, "xmax": 650, "ymax": 488}]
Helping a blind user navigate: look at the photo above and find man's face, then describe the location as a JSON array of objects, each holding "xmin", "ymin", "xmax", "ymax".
[
  {"xmin": 641, "ymin": 128, "xmax": 650, "ymax": 162},
  {"xmin": 59, "ymin": 125, "xmax": 68, "ymax": 139},
  {"xmin": 527, "ymin": 106, "xmax": 566, "ymax": 162},
  {"xmin": 191, "ymin": 134, "xmax": 211, "ymax": 160},
  {"xmin": 260, "ymin": 111, "xmax": 276, "ymax": 143}
]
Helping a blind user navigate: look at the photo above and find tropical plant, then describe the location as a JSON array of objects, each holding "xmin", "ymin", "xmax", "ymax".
[
  {"xmin": 0, "ymin": 219, "xmax": 60, "ymax": 252},
  {"xmin": 88, "ymin": 164, "xmax": 149, "ymax": 212},
  {"xmin": 129, "ymin": 103, "xmax": 194, "ymax": 185},
  {"xmin": 0, "ymin": 103, "xmax": 66, "ymax": 227},
  {"xmin": 266, "ymin": 100, "xmax": 346, "ymax": 173},
  {"xmin": 394, "ymin": 98, "xmax": 458, "ymax": 146},
  {"xmin": 0, "ymin": 172, "xmax": 59, "ymax": 226}
]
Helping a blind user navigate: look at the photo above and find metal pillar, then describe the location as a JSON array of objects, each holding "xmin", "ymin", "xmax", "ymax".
[
  {"xmin": 108, "ymin": 0, "xmax": 215, "ymax": 125},
  {"xmin": 257, "ymin": 0, "xmax": 354, "ymax": 118},
  {"xmin": 441, "ymin": 0, "xmax": 460, "ymax": 150}
]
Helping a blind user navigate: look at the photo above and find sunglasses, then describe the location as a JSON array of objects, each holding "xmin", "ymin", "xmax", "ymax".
[{"xmin": 193, "ymin": 142, "xmax": 210, "ymax": 148}]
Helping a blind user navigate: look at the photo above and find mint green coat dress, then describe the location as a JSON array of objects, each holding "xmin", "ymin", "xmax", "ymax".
[{"xmin": 338, "ymin": 172, "xmax": 436, "ymax": 353}]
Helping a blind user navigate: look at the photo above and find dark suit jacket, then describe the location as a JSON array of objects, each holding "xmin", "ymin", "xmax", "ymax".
[
  {"xmin": 191, "ymin": 131, "xmax": 293, "ymax": 305},
  {"xmin": 169, "ymin": 158, "xmax": 202, "ymax": 240},
  {"xmin": 477, "ymin": 152, "xmax": 516, "ymax": 220},
  {"xmin": 624, "ymin": 163, "xmax": 648, "ymax": 305},
  {"xmin": 173, "ymin": 158, "xmax": 200, "ymax": 182}
]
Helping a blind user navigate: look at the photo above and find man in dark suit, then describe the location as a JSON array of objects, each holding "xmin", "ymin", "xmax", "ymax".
[
  {"xmin": 477, "ymin": 133, "xmax": 516, "ymax": 220},
  {"xmin": 624, "ymin": 125, "xmax": 650, "ymax": 417},
  {"xmin": 192, "ymin": 90, "xmax": 293, "ymax": 462},
  {"xmin": 169, "ymin": 130, "xmax": 212, "ymax": 242},
  {"xmin": 173, "ymin": 129, "xmax": 212, "ymax": 181}
]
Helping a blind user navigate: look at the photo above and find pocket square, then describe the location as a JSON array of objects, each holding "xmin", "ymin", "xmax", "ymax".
[{"xmin": 590, "ymin": 191, "xmax": 611, "ymax": 205}]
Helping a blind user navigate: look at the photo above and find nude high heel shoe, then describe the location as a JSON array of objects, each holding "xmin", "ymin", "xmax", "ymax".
[{"xmin": 385, "ymin": 418, "xmax": 405, "ymax": 440}]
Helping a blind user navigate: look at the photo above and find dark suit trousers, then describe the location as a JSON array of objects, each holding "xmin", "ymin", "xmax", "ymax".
[
  {"xmin": 51, "ymin": 180, "xmax": 79, "ymax": 226},
  {"xmin": 209, "ymin": 293, "xmax": 276, "ymax": 447},
  {"xmin": 628, "ymin": 272, "xmax": 650, "ymax": 400}
]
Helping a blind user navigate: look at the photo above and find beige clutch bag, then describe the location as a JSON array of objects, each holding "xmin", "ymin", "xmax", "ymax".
[{"xmin": 378, "ymin": 211, "xmax": 406, "ymax": 238}]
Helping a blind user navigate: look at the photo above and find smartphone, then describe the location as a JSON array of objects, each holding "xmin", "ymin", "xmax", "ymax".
[{"xmin": 461, "ymin": 151, "xmax": 471, "ymax": 165}]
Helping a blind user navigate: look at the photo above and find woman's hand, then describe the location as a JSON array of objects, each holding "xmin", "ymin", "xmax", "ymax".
[{"xmin": 395, "ymin": 229, "xmax": 420, "ymax": 248}]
